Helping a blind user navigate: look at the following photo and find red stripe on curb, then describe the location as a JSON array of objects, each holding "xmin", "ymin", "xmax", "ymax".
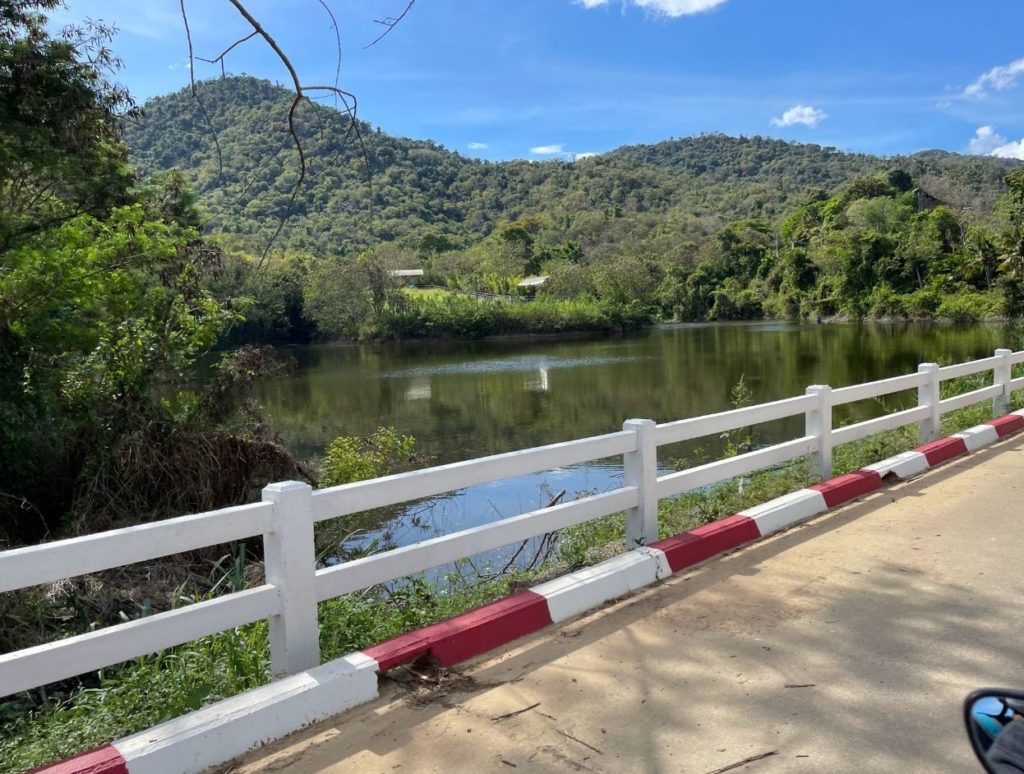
[
  {"xmin": 28, "ymin": 746, "xmax": 128, "ymax": 774},
  {"xmin": 916, "ymin": 437, "xmax": 969, "ymax": 466},
  {"xmin": 987, "ymin": 414, "xmax": 1024, "ymax": 438},
  {"xmin": 363, "ymin": 629, "xmax": 432, "ymax": 674},
  {"xmin": 365, "ymin": 591, "xmax": 552, "ymax": 672},
  {"xmin": 810, "ymin": 470, "xmax": 884, "ymax": 509},
  {"xmin": 650, "ymin": 515, "xmax": 760, "ymax": 574}
]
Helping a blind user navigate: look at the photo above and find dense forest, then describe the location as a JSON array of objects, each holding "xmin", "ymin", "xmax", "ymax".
[{"xmin": 123, "ymin": 76, "xmax": 1024, "ymax": 339}]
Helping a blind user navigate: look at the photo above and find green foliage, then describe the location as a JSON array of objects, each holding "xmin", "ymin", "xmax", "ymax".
[
  {"xmin": 320, "ymin": 426, "xmax": 416, "ymax": 487},
  {"xmin": 123, "ymin": 76, "xmax": 1020, "ymax": 292},
  {"xmin": 0, "ymin": 4, "xmax": 136, "ymax": 251},
  {"xmin": 115, "ymin": 76, "xmax": 1024, "ymax": 333},
  {"xmin": 557, "ymin": 514, "xmax": 625, "ymax": 569},
  {"xmin": 304, "ymin": 254, "xmax": 406, "ymax": 339},
  {"xmin": 0, "ymin": 6, "xmax": 306, "ymax": 543},
  {"xmin": 374, "ymin": 294, "xmax": 653, "ymax": 340},
  {"xmin": 935, "ymin": 292, "xmax": 1001, "ymax": 323}
]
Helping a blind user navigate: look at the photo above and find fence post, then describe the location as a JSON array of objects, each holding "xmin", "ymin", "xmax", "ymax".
[
  {"xmin": 623, "ymin": 419, "xmax": 658, "ymax": 549},
  {"xmin": 918, "ymin": 363, "xmax": 941, "ymax": 443},
  {"xmin": 262, "ymin": 481, "xmax": 320, "ymax": 679},
  {"xmin": 994, "ymin": 348, "xmax": 1013, "ymax": 417},
  {"xmin": 805, "ymin": 385, "xmax": 833, "ymax": 480}
]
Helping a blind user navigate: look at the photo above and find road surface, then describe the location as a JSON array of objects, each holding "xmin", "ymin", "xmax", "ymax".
[{"xmin": 224, "ymin": 435, "xmax": 1024, "ymax": 773}]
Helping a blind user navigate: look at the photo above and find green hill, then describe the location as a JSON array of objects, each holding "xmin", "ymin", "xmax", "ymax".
[{"xmin": 124, "ymin": 76, "xmax": 1019, "ymax": 259}]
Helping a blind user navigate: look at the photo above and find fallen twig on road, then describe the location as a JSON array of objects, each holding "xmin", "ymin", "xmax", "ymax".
[
  {"xmin": 704, "ymin": 751, "xmax": 778, "ymax": 774},
  {"xmin": 491, "ymin": 702, "xmax": 541, "ymax": 722},
  {"xmin": 557, "ymin": 728, "xmax": 604, "ymax": 755}
]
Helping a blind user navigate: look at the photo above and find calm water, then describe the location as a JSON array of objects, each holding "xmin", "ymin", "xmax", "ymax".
[{"xmin": 248, "ymin": 322, "xmax": 1009, "ymax": 560}]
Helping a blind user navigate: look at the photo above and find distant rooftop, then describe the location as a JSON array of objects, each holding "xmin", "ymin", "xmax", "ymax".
[
  {"xmin": 517, "ymin": 275, "xmax": 549, "ymax": 287},
  {"xmin": 388, "ymin": 269, "xmax": 425, "ymax": 277}
]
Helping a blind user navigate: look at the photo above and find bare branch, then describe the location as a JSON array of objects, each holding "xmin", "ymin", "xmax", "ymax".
[
  {"xmin": 316, "ymin": 0, "xmax": 343, "ymax": 110},
  {"xmin": 175, "ymin": 1, "xmax": 399, "ymax": 264},
  {"xmin": 196, "ymin": 30, "xmax": 258, "ymax": 77},
  {"xmin": 225, "ymin": 0, "xmax": 302, "ymax": 92},
  {"xmin": 179, "ymin": 0, "xmax": 224, "ymax": 180},
  {"xmin": 366, "ymin": 1, "xmax": 416, "ymax": 48}
]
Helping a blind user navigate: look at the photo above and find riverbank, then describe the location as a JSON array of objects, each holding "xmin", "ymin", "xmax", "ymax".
[
  {"xmin": 341, "ymin": 295, "xmax": 656, "ymax": 342},
  {"xmin": 300, "ymin": 301, "xmax": 1014, "ymax": 349}
]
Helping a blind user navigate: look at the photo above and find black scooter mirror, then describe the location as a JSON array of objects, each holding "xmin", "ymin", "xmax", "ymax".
[{"xmin": 965, "ymin": 689, "xmax": 1024, "ymax": 773}]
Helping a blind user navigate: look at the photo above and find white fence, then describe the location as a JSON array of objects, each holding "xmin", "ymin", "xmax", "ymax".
[{"xmin": 2, "ymin": 348, "xmax": 1024, "ymax": 698}]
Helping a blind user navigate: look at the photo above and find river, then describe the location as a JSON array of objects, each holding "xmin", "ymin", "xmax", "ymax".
[{"xmin": 247, "ymin": 322, "xmax": 1010, "ymax": 563}]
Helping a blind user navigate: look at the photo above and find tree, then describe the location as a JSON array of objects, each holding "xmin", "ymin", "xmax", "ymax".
[
  {"xmin": 0, "ymin": 1, "xmax": 136, "ymax": 250},
  {"xmin": 0, "ymin": 3, "xmax": 301, "ymax": 543},
  {"xmin": 303, "ymin": 253, "xmax": 404, "ymax": 338},
  {"xmin": 998, "ymin": 170, "xmax": 1024, "ymax": 317}
]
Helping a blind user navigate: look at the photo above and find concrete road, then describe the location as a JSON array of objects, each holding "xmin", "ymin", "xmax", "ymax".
[{"xmin": 226, "ymin": 436, "xmax": 1024, "ymax": 774}]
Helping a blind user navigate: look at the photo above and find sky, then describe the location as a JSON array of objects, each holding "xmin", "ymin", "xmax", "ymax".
[{"xmin": 48, "ymin": 0, "xmax": 1024, "ymax": 162}]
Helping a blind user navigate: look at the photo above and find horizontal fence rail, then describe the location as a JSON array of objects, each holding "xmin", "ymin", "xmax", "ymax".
[
  {"xmin": 657, "ymin": 436, "xmax": 816, "ymax": 499},
  {"xmin": 831, "ymin": 406, "xmax": 931, "ymax": 447},
  {"xmin": 1, "ymin": 348, "xmax": 1022, "ymax": 697},
  {"xmin": 830, "ymin": 371, "xmax": 928, "ymax": 406},
  {"xmin": 310, "ymin": 431, "xmax": 636, "ymax": 522},
  {"xmin": 0, "ymin": 586, "xmax": 279, "ymax": 697},
  {"xmin": 0, "ymin": 502, "xmax": 274, "ymax": 595},
  {"xmin": 655, "ymin": 394, "xmax": 815, "ymax": 446},
  {"xmin": 314, "ymin": 488, "xmax": 639, "ymax": 602}
]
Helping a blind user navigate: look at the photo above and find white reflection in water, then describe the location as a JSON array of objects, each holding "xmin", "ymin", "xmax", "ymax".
[
  {"xmin": 524, "ymin": 367, "xmax": 549, "ymax": 392},
  {"xmin": 382, "ymin": 354, "xmax": 648, "ymax": 378},
  {"xmin": 404, "ymin": 378, "xmax": 431, "ymax": 400}
]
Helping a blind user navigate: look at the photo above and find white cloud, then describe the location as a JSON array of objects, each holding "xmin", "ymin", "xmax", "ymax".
[
  {"xmin": 574, "ymin": 151, "xmax": 601, "ymax": 160},
  {"xmin": 993, "ymin": 140, "xmax": 1024, "ymax": 160},
  {"xmin": 467, "ymin": 142, "xmax": 489, "ymax": 150},
  {"xmin": 770, "ymin": 104, "xmax": 827, "ymax": 128},
  {"xmin": 632, "ymin": 0, "xmax": 728, "ymax": 16},
  {"xmin": 968, "ymin": 126, "xmax": 1004, "ymax": 155},
  {"xmin": 965, "ymin": 58, "xmax": 1024, "ymax": 97},
  {"xmin": 966, "ymin": 125, "xmax": 1024, "ymax": 160},
  {"xmin": 530, "ymin": 143, "xmax": 565, "ymax": 155},
  {"xmin": 574, "ymin": 0, "xmax": 727, "ymax": 17}
]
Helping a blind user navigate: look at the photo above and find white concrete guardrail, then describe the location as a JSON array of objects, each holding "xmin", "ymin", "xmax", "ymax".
[{"xmin": 2, "ymin": 348, "xmax": 1024, "ymax": 697}]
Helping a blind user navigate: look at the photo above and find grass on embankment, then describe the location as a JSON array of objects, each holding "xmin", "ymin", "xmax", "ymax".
[
  {"xmin": 1, "ymin": 369, "xmax": 1019, "ymax": 773},
  {"xmin": 374, "ymin": 294, "xmax": 655, "ymax": 340},
  {"xmin": 400, "ymin": 286, "xmax": 451, "ymax": 299}
]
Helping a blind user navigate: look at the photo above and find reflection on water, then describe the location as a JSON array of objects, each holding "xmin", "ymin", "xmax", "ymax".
[
  {"xmin": 380, "ymin": 353, "xmax": 652, "ymax": 378},
  {"xmin": 248, "ymin": 321, "xmax": 1010, "ymax": 564}
]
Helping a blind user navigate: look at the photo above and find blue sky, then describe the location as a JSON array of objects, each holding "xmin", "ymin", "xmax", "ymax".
[{"xmin": 50, "ymin": 0, "xmax": 1024, "ymax": 161}]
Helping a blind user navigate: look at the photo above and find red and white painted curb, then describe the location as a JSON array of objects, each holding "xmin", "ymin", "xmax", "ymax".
[{"xmin": 34, "ymin": 409, "xmax": 1024, "ymax": 774}]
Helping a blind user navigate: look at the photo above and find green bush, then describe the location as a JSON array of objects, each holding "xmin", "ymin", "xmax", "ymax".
[
  {"xmin": 904, "ymin": 287, "xmax": 941, "ymax": 318},
  {"xmin": 866, "ymin": 284, "xmax": 907, "ymax": 319},
  {"xmin": 320, "ymin": 427, "xmax": 416, "ymax": 487},
  {"xmin": 375, "ymin": 295, "xmax": 654, "ymax": 340},
  {"xmin": 936, "ymin": 292, "xmax": 1000, "ymax": 322}
]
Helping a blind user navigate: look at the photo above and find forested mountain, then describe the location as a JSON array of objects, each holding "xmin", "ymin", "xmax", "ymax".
[
  {"xmin": 124, "ymin": 76, "xmax": 1019, "ymax": 259},
  {"xmin": 121, "ymin": 76, "xmax": 1024, "ymax": 339}
]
